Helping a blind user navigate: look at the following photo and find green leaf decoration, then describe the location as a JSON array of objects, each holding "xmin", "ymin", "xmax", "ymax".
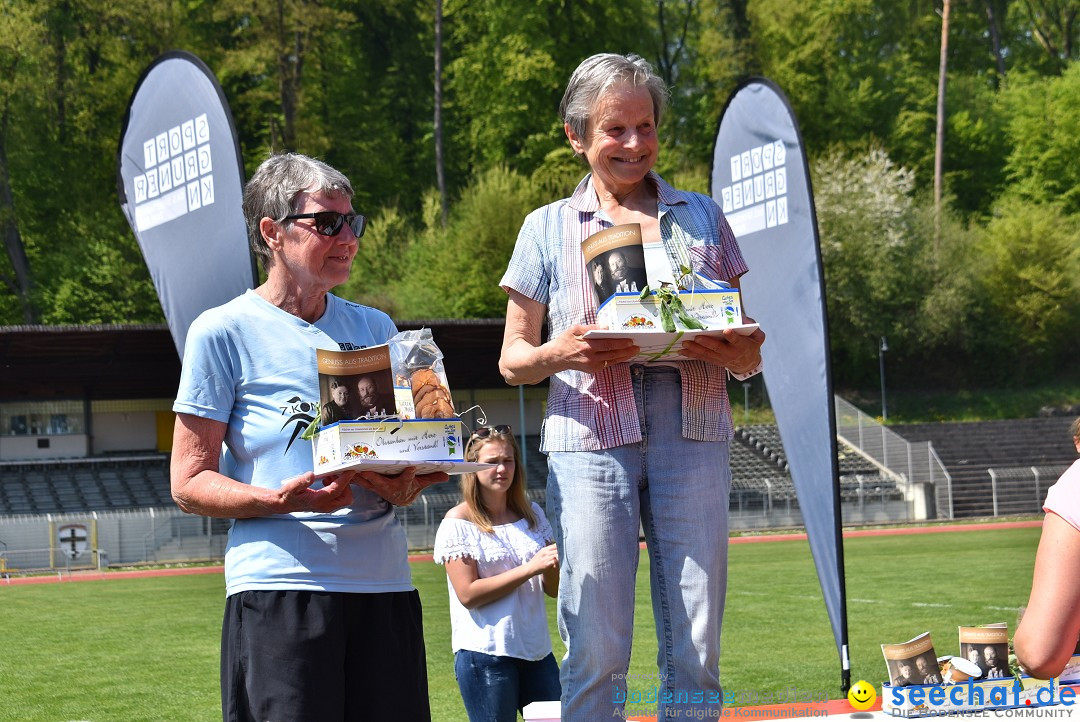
[
  {"xmin": 300, "ymin": 417, "xmax": 321, "ymax": 441},
  {"xmin": 659, "ymin": 298, "xmax": 675, "ymax": 332}
]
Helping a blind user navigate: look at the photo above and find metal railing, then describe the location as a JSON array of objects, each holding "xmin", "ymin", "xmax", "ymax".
[
  {"xmin": 833, "ymin": 396, "xmax": 954, "ymax": 517},
  {"xmin": 985, "ymin": 464, "xmax": 1069, "ymax": 517},
  {"xmin": 0, "ymin": 546, "xmax": 107, "ymax": 578}
]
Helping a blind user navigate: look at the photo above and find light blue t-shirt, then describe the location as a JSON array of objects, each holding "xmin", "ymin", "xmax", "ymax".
[{"xmin": 174, "ymin": 290, "xmax": 412, "ymax": 596}]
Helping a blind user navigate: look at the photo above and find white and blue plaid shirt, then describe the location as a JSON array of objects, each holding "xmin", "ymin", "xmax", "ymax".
[{"xmin": 500, "ymin": 172, "xmax": 750, "ymax": 453}]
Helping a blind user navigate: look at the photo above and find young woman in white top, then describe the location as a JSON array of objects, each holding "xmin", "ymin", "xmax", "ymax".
[{"xmin": 433, "ymin": 425, "xmax": 561, "ymax": 722}]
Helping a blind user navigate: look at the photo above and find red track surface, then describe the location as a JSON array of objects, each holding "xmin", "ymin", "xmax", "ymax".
[{"xmin": 624, "ymin": 697, "xmax": 881, "ymax": 720}]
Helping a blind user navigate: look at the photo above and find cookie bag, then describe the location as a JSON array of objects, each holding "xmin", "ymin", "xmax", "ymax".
[{"xmin": 388, "ymin": 329, "xmax": 457, "ymax": 419}]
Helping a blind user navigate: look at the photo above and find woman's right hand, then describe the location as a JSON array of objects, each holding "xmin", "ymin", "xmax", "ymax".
[
  {"xmin": 501, "ymin": 291, "xmax": 638, "ymax": 385},
  {"xmin": 527, "ymin": 542, "xmax": 559, "ymax": 575},
  {"xmin": 172, "ymin": 413, "xmax": 356, "ymax": 519},
  {"xmin": 272, "ymin": 470, "xmax": 358, "ymax": 514},
  {"xmin": 552, "ymin": 324, "xmax": 639, "ymax": 375}
]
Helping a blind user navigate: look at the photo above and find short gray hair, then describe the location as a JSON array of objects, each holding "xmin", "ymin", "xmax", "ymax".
[
  {"xmin": 559, "ymin": 53, "xmax": 669, "ymax": 147},
  {"xmin": 243, "ymin": 152, "xmax": 354, "ymax": 271}
]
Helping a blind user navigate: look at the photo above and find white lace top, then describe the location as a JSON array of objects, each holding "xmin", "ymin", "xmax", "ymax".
[{"xmin": 433, "ymin": 502, "xmax": 556, "ymax": 660}]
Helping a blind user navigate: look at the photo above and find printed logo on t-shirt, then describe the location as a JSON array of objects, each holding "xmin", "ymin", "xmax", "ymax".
[{"xmin": 279, "ymin": 395, "xmax": 318, "ymax": 454}]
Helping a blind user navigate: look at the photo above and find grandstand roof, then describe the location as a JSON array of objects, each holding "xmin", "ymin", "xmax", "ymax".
[{"xmin": 0, "ymin": 320, "xmax": 518, "ymax": 402}]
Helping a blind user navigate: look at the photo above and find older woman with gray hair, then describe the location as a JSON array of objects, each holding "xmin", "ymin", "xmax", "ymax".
[
  {"xmin": 171, "ymin": 152, "xmax": 446, "ymax": 721},
  {"xmin": 499, "ymin": 53, "xmax": 765, "ymax": 720}
]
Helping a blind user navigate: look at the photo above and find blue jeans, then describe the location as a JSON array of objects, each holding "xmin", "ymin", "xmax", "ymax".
[
  {"xmin": 454, "ymin": 650, "xmax": 561, "ymax": 722},
  {"xmin": 547, "ymin": 365, "xmax": 731, "ymax": 721}
]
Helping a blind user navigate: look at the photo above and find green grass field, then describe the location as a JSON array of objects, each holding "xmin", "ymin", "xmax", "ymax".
[{"xmin": 0, "ymin": 524, "xmax": 1043, "ymax": 721}]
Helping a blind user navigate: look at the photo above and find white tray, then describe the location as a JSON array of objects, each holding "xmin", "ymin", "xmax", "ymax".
[
  {"xmin": 583, "ymin": 323, "xmax": 760, "ymax": 362},
  {"xmin": 315, "ymin": 459, "xmax": 494, "ymax": 479}
]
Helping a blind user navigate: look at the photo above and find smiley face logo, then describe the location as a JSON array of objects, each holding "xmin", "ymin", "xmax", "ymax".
[{"xmin": 848, "ymin": 680, "xmax": 877, "ymax": 711}]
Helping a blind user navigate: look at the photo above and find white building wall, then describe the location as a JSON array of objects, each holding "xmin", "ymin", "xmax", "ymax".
[{"xmin": 92, "ymin": 411, "xmax": 160, "ymax": 454}]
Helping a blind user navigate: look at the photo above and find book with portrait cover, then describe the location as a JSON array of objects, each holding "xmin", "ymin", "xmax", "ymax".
[
  {"xmin": 581, "ymin": 223, "xmax": 648, "ymax": 308},
  {"xmin": 881, "ymin": 632, "xmax": 942, "ymax": 687},
  {"xmin": 958, "ymin": 623, "xmax": 1011, "ymax": 681},
  {"xmin": 315, "ymin": 345, "xmax": 397, "ymax": 424}
]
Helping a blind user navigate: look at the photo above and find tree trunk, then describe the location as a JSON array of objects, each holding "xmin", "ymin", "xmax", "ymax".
[
  {"xmin": 728, "ymin": 0, "xmax": 751, "ymax": 41},
  {"xmin": 52, "ymin": 0, "xmax": 70, "ymax": 145},
  {"xmin": 983, "ymin": 0, "xmax": 1007, "ymax": 85},
  {"xmin": 0, "ymin": 103, "xmax": 36, "ymax": 323},
  {"xmin": 434, "ymin": 0, "xmax": 447, "ymax": 226},
  {"xmin": 934, "ymin": 0, "xmax": 950, "ymax": 249},
  {"xmin": 1022, "ymin": 0, "xmax": 1078, "ymax": 65},
  {"xmin": 275, "ymin": 0, "xmax": 301, "ymax": 150},
  {"xmin": 655, "ymin": 0, "xmax": 696, "ymax": 88}
]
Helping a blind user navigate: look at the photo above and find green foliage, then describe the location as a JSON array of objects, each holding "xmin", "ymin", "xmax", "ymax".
[
  {"xmin": 941, "ymin": 77, "xmax": 1010, "ymax": 218},
  {"xmin": 876, "ymin": 381, "xmax": 1080, "ymax": 423},
  {"xmin": 442, "ymin": 0, "xmax": 653, "ymax": 180},
  {"xmin": 813, "ymin": 146, "xmax": 927, "ymax": 383},
  {"xmin": 393, "ymin": 165, "xmax": 542, "ymax": 319},
  {"xmin": 973, "ymin": 193, "xmax": 1080, "ymax": 379},
  {"xmin": 750, "ymin": 0, "xmax": 910, "ymax": 151},
  {"xmin": 907, "ymin": 206, "xmax": 989, "ymax": 371},
  {"xmin": 0, "ymin": 0, "xmax": 1076, "ymax": 397},
  {"xmin": 529, "ymin": 146, "xmax": 588, "ymax": 201},
  {"xmin": 44, "ymin": 233, "xmax": 164, "ymax": 325},
  {"xmin": 648, "ymin": 0, "xmax": 754, "ymax": 162},
  {"xmin": 1001, "ymin": 65, "xmax": 1080, "ymax": 213},
  {"xmin": 335, "ymin": 203, "xmax": 415, "ymax": 318}
]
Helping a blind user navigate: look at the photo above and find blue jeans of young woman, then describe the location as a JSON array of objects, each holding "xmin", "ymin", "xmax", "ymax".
[
  {"xmin": 454, "ymin": 650, "xmax": 561, "ymax": 722},
  {"xmin": 547, "ymin": 365, "xmax": 732, "ymax": 722}
]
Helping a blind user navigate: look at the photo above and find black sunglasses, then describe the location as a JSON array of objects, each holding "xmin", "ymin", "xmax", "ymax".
[
  {"xmin": 470, "ymin": 424, "xmax": 512, "ymax": 440},
  {"xmin": 283, "ymin": 211, "xmax": 367, "ymax": 238}
]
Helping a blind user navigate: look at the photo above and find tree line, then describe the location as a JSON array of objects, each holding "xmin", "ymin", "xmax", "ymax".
[{"xmin": 1, "ymin": 0, "xmax": 1077, "ymax": 389}]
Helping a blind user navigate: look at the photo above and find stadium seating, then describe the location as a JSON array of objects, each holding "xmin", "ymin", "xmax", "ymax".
[
  {"xmin": 1, "ymin": 417, "xmax": 1073, "ymax": 519},
  {"xmin": 0, "ymin": 429, "xmax": 896, "ymax": 517},
  {"xmin": 0, "ymin": 455, "xmax": 171, "ymax": 516},
  {"xmin": 892, "ymin": 417, "xmax": 1077, "ymax": 517},
  {"xmin": 731, "ymin": 424, "xmax": 903, "ymax": 512}
]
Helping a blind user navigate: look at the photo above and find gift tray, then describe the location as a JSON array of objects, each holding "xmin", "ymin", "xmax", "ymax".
[
  {"xmin": 583, "ymin": 323, "xmax": 760, "ymax": 362},
  {"xmin": 314, "ymin": 459, "xmax": 495, "ymax": 479}
]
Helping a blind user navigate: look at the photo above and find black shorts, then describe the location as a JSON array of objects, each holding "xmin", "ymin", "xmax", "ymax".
[{"xmin": 221, "ymin": 589, "xmax": 430, "ymax": 722}]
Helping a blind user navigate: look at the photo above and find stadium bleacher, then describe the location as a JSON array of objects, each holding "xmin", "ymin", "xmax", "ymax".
[
  {"xmin": 0, "ymin": 427, "xmax": 891, "ymax": 517},
  {"xmin": 892, "ymin": 417, "xmax": 1077, "ymax": 517},
  {"xmin": 731, "ymin": 424, "xmax": 904, "ymax": 512},
  {"xmin": 2, "ymin": 418, "xmax": 1074, "ymax": 519},
  {"xmin": 0, "ymin": 455, "xmax": 171, "ymax": 515},
  {"xmin": 893, "ymin": 418, "xmax": 1075, "ymax": 468}
]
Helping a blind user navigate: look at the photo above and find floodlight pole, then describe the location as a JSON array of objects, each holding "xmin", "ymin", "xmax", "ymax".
[{"xmin": 878, "ymin": 336, "xmax": 888, "ymax": 421}]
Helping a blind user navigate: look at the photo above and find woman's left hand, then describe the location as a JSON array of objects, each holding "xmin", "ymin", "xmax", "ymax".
[
  {"xmin": 679, "ymin": 325, "xmax": 765, "ymax": 374},
  {"xmin": 355, "ymin": 468, "xmax": 450, "ymax": 506}
]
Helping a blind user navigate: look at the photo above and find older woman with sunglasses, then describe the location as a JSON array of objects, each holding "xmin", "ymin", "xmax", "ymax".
[
  {"xmin": 171, "ymin": 152, "xmax": 446, "ymax": 722},
  {"xmin": 433, "ymin": 425, "xmax": 561, "ymax": 722}
]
